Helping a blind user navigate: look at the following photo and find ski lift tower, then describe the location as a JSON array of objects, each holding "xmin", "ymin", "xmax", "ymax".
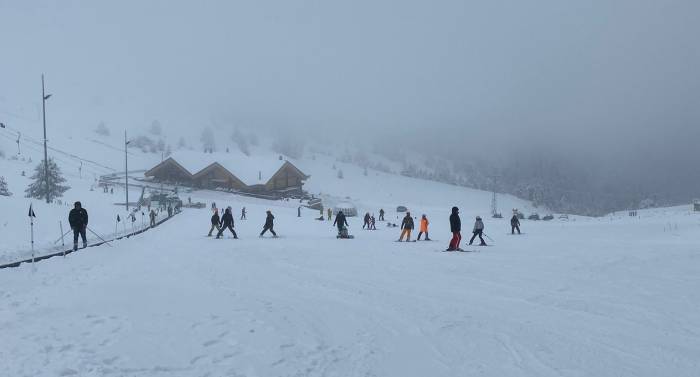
[{"xmin": 491, "ymin": 175, "xmax": 502, "ymax": 218}]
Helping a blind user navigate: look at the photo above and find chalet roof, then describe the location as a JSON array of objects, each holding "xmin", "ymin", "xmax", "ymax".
[
  {"xmin": 166, "ymin": 150, "xmax": 308, "ymax": 186},
  {"xmin": 144, "ymin": 157, "xmax": 192, "ymax": 177}
]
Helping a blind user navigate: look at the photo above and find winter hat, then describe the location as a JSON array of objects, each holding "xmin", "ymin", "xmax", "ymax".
[
  {"xmin": 476, "ymin": 216, "xmax": 481, "ymax": 220},
  {"xmin": 74, "ymin": 201, "xmax": 81, "ymax": 208},
  {"xmin": 451, "ymin": 206, "xmax": 459, "ymax": 213}
]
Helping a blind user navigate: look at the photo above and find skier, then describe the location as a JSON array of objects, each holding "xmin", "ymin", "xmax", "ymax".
[
  {"xmin": 370, "ymin": 215, "xmax": 377, "ymax": 230},
  {"xmin": 208, "ymin": 208, "xmax": 221, "ymax": 237},
  {"xmin": 327, "ymin": 207, "xmax": 332, "ymax": 221},
  {"xmin": 167, "ymin": 205, "xmax": 173, "ymax": 217},
  {"xmin": 298, "ymin": 206, "xmax": 301, "ymax": 217},
  {"xmin": 379, "ymin": 208, "xmax": 385, "ymax": 221},
  {"xmin": 68, "ymin": 201, "xmax": 89, "ymax": 251},
  {"xmin": 149, "ymin": 209, "xmax": 157, "ymax": 227},
  {"xmin": 216, "ymin": 207, "xmax": 238, "ymax": 239},
  {"xmin": 333, "ymin": 210, "xmax": 349, "ymax": 238},
  {"xmin": 260, "ymin": 210, "xmax": 277, "ymax": 237},
  {"xmin": 447, "ymin": 206, "xmax": 462, "ymax": 251},
  {"xmin": 241, "ymin": 207, "xmax": 247, "ymax": 220},
  {"xmin": 363, "ymin": 212, "xmax": 371, "ymax": 229},
  {"xmin": 469, "ymin": 216, "xmax": 487, "ymax": 246},
  {"xmin": 417, "ymin": 214, "xmax": 431, "ymax": 241},
  {"xmin": 398, "ymin": 212, "xmax": 414, "ymax": 242},
  {"xmin": 511, "ymin": 214, "xmax": 521, "ymax": 234}
]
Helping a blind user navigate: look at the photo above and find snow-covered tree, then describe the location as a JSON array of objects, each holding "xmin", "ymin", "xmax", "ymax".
[
  {"xmin": 337, "ymin": 169, "xmax": 344, "ymax": 179},
  {"xmin": 157, "ymin": 139, "xmax": 165, "ymax": 152},
  {"xmin": 150, "ymin": 120, "xmax": 162, "ymax": 136},
  {"xmin": 165, "ymin": 144, "xmax": 172, "ymax": 157},
  {"xmin": 0, "ymin": 176, "xmax": 11, "ymax": 196},
  {"xmin": 200, "ymin": 127, "xmax": 215, "ymax": 153},
  {"xmin": 177, "ymin": 136, "xmax": 187, "ymax": 149},
  {"xmin": 231, "ymin": 128, "xmax": 250, "ymax": 156},
  {"xmin": 25, "ymin": 158, "xmax": 69, "ymax": 202},
  {"xmin": 95, "ymin": 121, "xmax": 110, "ymax": 136}
]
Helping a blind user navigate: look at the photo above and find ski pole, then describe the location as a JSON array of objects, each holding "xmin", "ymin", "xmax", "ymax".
[
  {"xmin": 483, "ymin": 232, "xmax": 495, "ymax": 243},
  {"xmin": 54, "ymin": 228, "xmax": 73, "ymax": 245},
  {"xmin": 87, "ymin": 226, "xmax": 113, "ymax": 247}
]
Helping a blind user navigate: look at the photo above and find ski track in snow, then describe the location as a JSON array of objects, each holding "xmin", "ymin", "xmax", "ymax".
[{"xmin": 1, "ymin": 202, "xmax": 700, "ymax": 377}]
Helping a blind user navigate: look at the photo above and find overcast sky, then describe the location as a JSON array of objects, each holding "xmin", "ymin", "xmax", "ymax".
[{"xmin": 1, "ymin": 0, "xmax": 699, "ymax": 196}]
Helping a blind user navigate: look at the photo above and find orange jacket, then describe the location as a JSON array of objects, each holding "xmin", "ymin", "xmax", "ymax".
[{"xmin": 420, "ymin": 218, "xmax": 429, "ymax": 232}]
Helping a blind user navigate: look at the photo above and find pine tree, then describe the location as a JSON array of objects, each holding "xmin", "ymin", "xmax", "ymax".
[
  {"xmin": 0, "ymin": 176, "xmax": 11, "ymax": 196},
  {"xmin": 25, "ymin": 158, "xmax": 69, "ymax": 201},
  {"xmin": 200, "ymin": 127, "xmax": 216, "ymax": 153}
]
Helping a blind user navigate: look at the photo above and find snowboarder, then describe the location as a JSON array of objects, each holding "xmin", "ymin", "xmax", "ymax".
[
  {"xmin": 379, "ymin": 208, "xmax": 385, "ymax": 221},
  {"xmin": 216, "ymin": 207, "xmax": 238, "ymax": 239},
  {"xmin": 333, "ymin": 210, "xmax": 348, "ymax": 232},
  {"xmin": 208, "ymin": 208, "xmax": 221, "ymax": 237},
  {"xmin": 469, "ymin": 216, "xmax": 487, "ymax": 246},
  {"xmin": 241, "ymin": 207, "xmax": 247, "ymax": 220},
  {"xmin": 327, "ymin": 207, "xmax": 332, "ymax": 221},
  {"xmin": 149, "ymin": 209, "xmax": 156, "ymax": 227},
  {"xmin": 363, "ymin": 212, "xmax": 371, "ymax": 229},
  {"xmin": 398, "ymin": 212, "xmax": 414, "ymax": 242},
  {"xmin": 260, "ymin": 210, "xmax": 277, "ymax": 237},
  {"xmin": 333, "ymin": 210, "xmax": 350, "ymax": 238},
  {"xmin": 417, "ymin": 214, "xmax": 431, "ymax": 241},
  {"xmin": 511, "ymin": 214, "xmax": 521, "ymax": 234},
  {"xmin": 370, "ymin": 215, "xmax": 376, "ymax": 230},
  {"xmin": 68, "ymin": 201, "xmax": 88, "ymax": 251},
  {"xmin": 447, "ymin": 207, "xmax": 462, "ymax": 251}
]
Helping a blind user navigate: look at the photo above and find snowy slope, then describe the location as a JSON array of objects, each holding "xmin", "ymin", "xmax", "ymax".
[
  {"xmin": 3, "ymin": 126, "xmax": 700, "ymax": 376},
  {"xmin": 1, "ymin": 194, "xmax": 699, "ymax": 376}
]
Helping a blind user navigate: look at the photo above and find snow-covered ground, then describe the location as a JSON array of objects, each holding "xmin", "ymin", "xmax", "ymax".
[
  {"xmin": 2, "ymin": 129, "xmax": 700, "ymax": 376},
  {"xmin": 1, "ymin": 189, "xmax": 700, "ymax": 376}
]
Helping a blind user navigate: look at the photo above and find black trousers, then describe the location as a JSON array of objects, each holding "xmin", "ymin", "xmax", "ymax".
[
  {"xmin": 217, "ymin": 223, "xmax": 238, "ymax": 238},
  {"xmin": 73, "ymin": 227, "xmax": 87, "ymax": 247},
  {"xmin": 379, "ymin": 214, "xmax": 384, "ymax": 221},
  {"xmin": 512, "ymin": 225, "xmax": 520, "ymax": 234},
  {"xmin": 260, "ymin": 225, "xmax": 277, "ymax": 236},
  {"xmin": 417, "ymin": 231, "xmax": 429, "ymax": 240},
  {"xmin": 469, "ymin": 230, "xmax": 486, "ymax": 245}
]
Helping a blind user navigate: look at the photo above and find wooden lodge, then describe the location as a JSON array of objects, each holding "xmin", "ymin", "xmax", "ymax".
[{"xmin": 144, "ymin": 157, "xmax": 309, "ymax": 197}]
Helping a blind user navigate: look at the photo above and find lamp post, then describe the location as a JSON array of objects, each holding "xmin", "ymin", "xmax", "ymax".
[
  {"xmin": 42, "ymin": 74, "xmax": 52, "ymax": 203},
  {"xmin": 125, "ymin": 130, "xmax": 131, "ymax": 211}
]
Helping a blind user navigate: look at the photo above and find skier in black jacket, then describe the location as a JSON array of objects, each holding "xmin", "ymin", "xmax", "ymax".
[
  {"xmin": 447, "ymin": 206, "xmax": 462, "ymax": 251},
  {"xmin": 511, "ymin": 214, "xmax": 521, "ymax": 234},
  {"xmin": 362, "ymin": 212, "xmax": 371, "ymax": 229},
  {"xmin": 68, "ymin": 201, "xmax": 89, "ymax": 251},
  {"xmin": 208, "ymin": 208, "xmax": 221, "ymax": 237},
  {"xmin": 334, "ymin": 211, "xmax": 348, "ymax": 231},
  {"xmin": 216, "ymin": 207, "xmax": 238, "ymax": 239},
  {"xmin": 398, "ymin": 212, "xmax": 414, "ymax": 241},
  {"xmin": 260, "ymin": 210, "xmax": 277, "ymax": 237}
]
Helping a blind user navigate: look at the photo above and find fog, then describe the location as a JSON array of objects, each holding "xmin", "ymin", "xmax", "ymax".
[{"xmin": 1, "ymin": 0, "xmax": 699, "ymax": 213}]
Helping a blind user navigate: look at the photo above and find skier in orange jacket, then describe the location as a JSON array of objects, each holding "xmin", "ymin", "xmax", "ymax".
[{"xmin": 417, "ymin": 214, "xmax": 431, "ymax": 241}]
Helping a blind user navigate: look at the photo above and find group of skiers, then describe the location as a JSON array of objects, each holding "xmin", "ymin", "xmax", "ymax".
[
  {"xmin": 446, "ymin": 207, "xmax": 488, "ymax": 251},
  {"xmin": 207, "ymin": 206, "xmax": 277, "ymax": 239}
]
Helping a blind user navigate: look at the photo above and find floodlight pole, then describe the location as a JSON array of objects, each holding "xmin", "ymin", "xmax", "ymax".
[
  {"xmin": 125, "ymin": 130, "xmax": 130, "ymax": 211},
  {"xmin": 42, "ymin": 74, "xmax": 51, "ymax": 203}
]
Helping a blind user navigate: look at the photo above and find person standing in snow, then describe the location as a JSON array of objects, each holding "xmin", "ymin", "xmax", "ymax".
[
  {"xmin": 298, "ymin": 206, "xmax": 302, "ymax": 217},
  {"xmin": 363, "ymin": 212, "xmax": 371, "ymax": 229},
  {"xmin": 327, "ymin": 207, "xmax": 332, "ymax": 221},
  {"xmin": 208, "ymin": 208, "xmax": 221, "ymax": 237},
  {"xmin": 149, "ymin": 209, "xmax": 157, "ymax": 227},
  {"xmin": 68, "ymin": 201, "xmax": 89, "ymax": 251},
  {"xmin": 216, "ymin": 207, "xmax": 238, "ymax": 239},
  {"xmin": 167, "ymin": 204, "xmax": 173, "ymax": 217},
  {"xmin": 398, "ymin": 212, "xmax": 414, "ymax": 242},
  {"xmin": 469, "ymin": 216, "xmax": 487, "ymax": 246},
  {"xmin": 510, "ymin": 214, "xmax": 521, "ymax": 234},
  {"xmin": 260, "ymin": 210, "xmax": 277, "ymax": 237},
  {"xmin": 447, "ymin": 207, "xmax": 462, "ymax": 251},
  {"xmin": 370, "ymin": 215, "xmax": 376, "ymax": 230},
  {"xmin": 379, "ymin": 208, "xmax": 385, "ymax": 221},
  {"xmin": 241, "ymin": 207, "xmax": 247, "ymax": 220},
  {"xmin": 417, "ymin": 214, "xmax": 431, "ymax": 241},
  {"xmin": 333, "ymin": 210, "xmax": 349, "ymax": 233}
]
